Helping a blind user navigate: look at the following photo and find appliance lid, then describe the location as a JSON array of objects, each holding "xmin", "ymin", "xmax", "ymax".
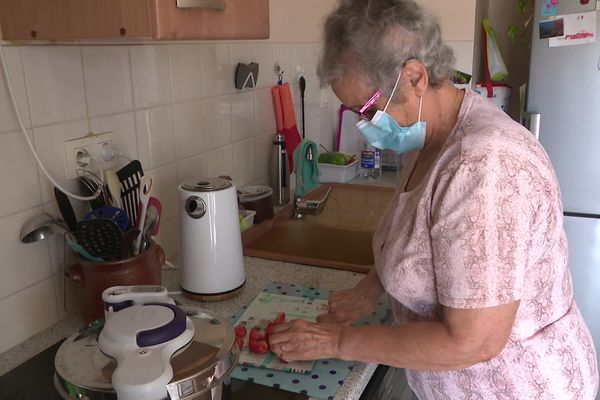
[
  {"xmin": 182, "ymin": 177, "xmax": 232, "ymax": 192},
  {"xmin": 54, "ymin": 307, "xmax": 239, "ymax": 399}
]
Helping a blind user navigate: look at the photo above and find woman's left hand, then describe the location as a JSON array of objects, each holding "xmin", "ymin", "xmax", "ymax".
[{"xmin": 267, "ymin": 319, "xmax": 345, "ymax": 363}]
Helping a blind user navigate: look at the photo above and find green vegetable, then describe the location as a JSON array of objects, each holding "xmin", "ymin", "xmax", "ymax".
[{"xmin": 318, "ymin": 152, "xmax": 352, "ymax": 166}]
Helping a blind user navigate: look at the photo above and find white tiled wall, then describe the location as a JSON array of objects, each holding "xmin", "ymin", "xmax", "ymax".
[{"xmin": 0, "ymin": 42, "xmax": 337, "ymax": 353}]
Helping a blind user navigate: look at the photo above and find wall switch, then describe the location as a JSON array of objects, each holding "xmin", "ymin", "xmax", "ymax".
[{"xmin": 63, "ymin": 131, "xmax": 113, "ymax": 180}]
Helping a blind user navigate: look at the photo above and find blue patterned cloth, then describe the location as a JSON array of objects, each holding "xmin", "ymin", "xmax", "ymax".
[{"xmin": 228, "ymin": 282, "xmax": 391, "ymax": 400}]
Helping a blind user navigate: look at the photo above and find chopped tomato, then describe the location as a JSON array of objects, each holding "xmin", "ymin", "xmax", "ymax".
[
  {"xmin": 248, "ymin": 339, "xmax": 269, "ymax": 354},
  {"xmin": 249, "ymin": 327, "xmax": 265, "ymax": 341},
  {"xmin": 274, "ymin": 312, "xmax": 286, "ymax": 324},
  {"xmin": 236, "ymin": 336, "xmax": 244, "ymax": 349},
  {"xmin": 234, "ymin": 325, "xmax": 247, "ymax": 338}
]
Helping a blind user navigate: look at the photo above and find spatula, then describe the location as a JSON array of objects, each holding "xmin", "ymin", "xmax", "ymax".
[
  {"xmin": 116, "ymin": 160, "xmax": 144, "ymax": 229},
  {"xmin": 54, "ymin": 187, "xmax": 78, "ymax": 232}
]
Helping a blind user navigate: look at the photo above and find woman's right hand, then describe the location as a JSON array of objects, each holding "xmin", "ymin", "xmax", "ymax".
[{"xmin": 317, "ymin": 270, "xmax": 384, "ymax": 325}]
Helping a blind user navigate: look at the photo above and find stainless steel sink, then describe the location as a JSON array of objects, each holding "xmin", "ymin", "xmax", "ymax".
[{"xmin": 242, "ymin": 183, "xmax": 395, "ymax": 273}]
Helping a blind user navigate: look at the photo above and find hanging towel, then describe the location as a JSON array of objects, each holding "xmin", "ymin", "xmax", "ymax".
[
  {"xmin": 272, "ymin": 83, "xmax": 302, "ymax": 172},
  {"xmin": 293, "ymin": 138, "xmax": 320, "ymax": 198}
]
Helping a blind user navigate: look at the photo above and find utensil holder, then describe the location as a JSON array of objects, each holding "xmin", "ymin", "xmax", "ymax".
[{"xmin": 66, "ymin": 242, "xmax": 165, "ymax": 324}]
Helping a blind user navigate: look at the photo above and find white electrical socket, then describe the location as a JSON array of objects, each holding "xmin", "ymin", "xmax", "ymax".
[{"xmin": 63, "ymin": 131, "xmax": 114, "ymax": 180}]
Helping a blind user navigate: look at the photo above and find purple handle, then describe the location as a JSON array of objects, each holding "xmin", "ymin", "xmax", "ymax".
[
  {"xmin": 104, "ymin": 300, "xmax": 133, "ymax": 312},
  {"xmin": 136, "ymin": 303, "xmax": 187, "ymax": 347}
]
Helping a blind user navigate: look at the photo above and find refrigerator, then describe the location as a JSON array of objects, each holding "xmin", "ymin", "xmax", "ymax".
[{"xmin": 526, "ymin": 0, "xmax": 600, "ymax": 395}]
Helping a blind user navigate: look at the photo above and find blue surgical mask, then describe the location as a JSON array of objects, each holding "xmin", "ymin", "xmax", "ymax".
[{"xmin": 356, "ymin": 73, "xmax": 427, "ymax": 154}]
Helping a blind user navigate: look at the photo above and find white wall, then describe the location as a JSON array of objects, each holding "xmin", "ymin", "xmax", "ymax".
[{"xmin": 0, "ymin": 12, "xmax": 340, "ymax": 353}]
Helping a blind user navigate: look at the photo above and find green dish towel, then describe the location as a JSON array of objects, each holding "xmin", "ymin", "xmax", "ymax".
[{"xmin": 293, "ymin": 138, "xmax": 320, "ymax": 198}]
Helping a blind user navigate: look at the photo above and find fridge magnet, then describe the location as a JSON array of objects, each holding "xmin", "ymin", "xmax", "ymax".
[
  {"xmin": 549, "ymin": 11, "xmax": 596, "ymax": 47},
  {"xmin": 541, "ymin": 0, "xmax": 560, "ymax": 17},
  {"xmin": 539, "ymin": 18, "xmax": 565, "ymax": 39}
]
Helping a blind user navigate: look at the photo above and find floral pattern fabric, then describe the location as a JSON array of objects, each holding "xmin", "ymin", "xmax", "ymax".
[{"xmin": 373, "ymin": 90, "xmax": 598, "ymax": 399}]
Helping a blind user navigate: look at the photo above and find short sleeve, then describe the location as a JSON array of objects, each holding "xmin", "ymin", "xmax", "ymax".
[{"xmin": 430, "ymin": 152, "xmax": 530, "ymax": 309}]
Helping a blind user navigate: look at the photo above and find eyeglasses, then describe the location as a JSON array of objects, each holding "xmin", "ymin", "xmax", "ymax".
[{"xmin": 349, "ymin": 89, "xmax": 382, "ymax": 121}]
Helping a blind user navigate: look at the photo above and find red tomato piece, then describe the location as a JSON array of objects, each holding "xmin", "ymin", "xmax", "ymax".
[
  {"xmin": 248, "ymin": 339, "xmax": 269, "ymax": 354},
  {"xmin": 249, "ymin": 327, "xmax": 265, "ymax": 341},
  {"xmin": 234, "ymin": 325, "xmax": 247, "ymax": 338},
  {"xmin": 236, "ymin": 336, "xmax": 244, "ymax": 349},
  {"xmin": 274, "ymin": 312, "xmax": 286, "ymax": 324}
]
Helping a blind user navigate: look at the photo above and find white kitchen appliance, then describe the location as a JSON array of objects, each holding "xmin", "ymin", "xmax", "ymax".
[
  {"xmin": 54, "ymin": 285, "xmax": 239, "ymax": 400},
  {"xmin": 179, "ymin": 177, "xmax": 246, "ymax": 299},
  {"xmin": 526, "ymin": 2, "xmax": 600, "ymax": 397}
]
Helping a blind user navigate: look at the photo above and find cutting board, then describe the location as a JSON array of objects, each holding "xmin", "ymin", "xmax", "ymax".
[
  {"xmin": 235, "ymin": 292, "xmax": 329, "ymax": 374},
  {"xmin": 230, "ymin": 283, "xmax": 391, "ymax": 400}
]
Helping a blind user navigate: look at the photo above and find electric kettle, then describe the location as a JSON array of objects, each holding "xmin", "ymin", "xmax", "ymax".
[{"xmin": 179, "ymin": 177, "xmax": 246, "ymax": 300}]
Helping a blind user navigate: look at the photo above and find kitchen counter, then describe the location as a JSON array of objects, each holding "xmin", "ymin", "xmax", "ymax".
[{"xmin": 0, "ymin": 257, "xmax": 378, "ymax": 400}]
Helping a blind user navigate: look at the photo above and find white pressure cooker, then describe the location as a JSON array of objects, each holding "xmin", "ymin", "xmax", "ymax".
[
  {"xmin": 54, "ymin": 285, "xmax": 239, "ymax": 400},
  {"xmin": 179, "ymin": 177, "xmax": 246, "ymax": 299}
]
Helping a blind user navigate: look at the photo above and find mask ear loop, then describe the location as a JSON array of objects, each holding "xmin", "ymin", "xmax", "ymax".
[
  {"xmin": 383, "ymin": 71, "xmax": 403, "ymax": 113},
  {"xmin": 417, "ymin": 96, "xmax": 423, "ymax": 122}
]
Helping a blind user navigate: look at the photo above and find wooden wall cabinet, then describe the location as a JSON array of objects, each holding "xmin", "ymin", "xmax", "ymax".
[{"xmin": 0, "ymin": 0, "xmax": 269, "ymax": 41}]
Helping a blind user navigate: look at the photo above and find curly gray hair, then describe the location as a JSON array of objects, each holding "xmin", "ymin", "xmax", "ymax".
[{"xmin": 318, "ymin": 0, "xmax": 455, "ymax": 98}]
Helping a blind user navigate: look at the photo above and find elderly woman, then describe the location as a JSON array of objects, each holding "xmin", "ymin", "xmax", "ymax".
[{"xmin": 268, "ymin": 0, "xmax": 599, "ymax": 398}]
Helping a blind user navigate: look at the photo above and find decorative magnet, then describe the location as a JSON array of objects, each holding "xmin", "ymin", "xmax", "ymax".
[{"xmin": 541, "ymin": 0, "xmax": 559, "ymax": 17}]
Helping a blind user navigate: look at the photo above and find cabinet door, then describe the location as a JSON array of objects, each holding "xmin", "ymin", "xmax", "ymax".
[
  {"xmin": 0, "ymin": 0, "xmax": 150, "ymax": 40},
  {"xmin": 149, "ymin": 0, "xmax": 269, "ymax": 40}
]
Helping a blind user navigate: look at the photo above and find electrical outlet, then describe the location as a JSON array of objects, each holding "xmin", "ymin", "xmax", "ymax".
[{"xmin": 63, "ymin": 131, "xmax": 114, "ymax": 180}]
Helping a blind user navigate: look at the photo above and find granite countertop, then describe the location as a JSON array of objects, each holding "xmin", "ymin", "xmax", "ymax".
[{"xmin": 0, "ymin": 257, "xmax": 377, "ymax": 400}]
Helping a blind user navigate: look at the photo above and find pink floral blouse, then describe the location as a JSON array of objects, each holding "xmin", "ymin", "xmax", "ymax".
[{"xmin": 373, "ymin": 90, "xmax": 598, "ymax": 399}]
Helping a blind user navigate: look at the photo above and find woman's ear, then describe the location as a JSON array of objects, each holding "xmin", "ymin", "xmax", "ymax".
[{"xmin": 403, "ymin": 61, "xmax": 429, "ymax": 96}]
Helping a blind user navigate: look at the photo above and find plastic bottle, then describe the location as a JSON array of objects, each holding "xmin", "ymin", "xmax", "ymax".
[
  {"xmin": 373, "ymin": 148, "xmax": 382, "ymax": 179},
  {"xmin": 360, "ymin": 143, "xmax": 375, "ymax": 179}
]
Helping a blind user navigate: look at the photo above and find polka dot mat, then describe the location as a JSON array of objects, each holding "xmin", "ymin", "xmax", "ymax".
[{"xmin": 229, "ymin": 282, "xmax": 391, "ymax": 400}]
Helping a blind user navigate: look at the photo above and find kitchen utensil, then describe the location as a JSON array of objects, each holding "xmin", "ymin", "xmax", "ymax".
[
  {"xmin": 269, "ymin": 133, "xmax": 290, "ymax": 206},
  {"xmin": 82, "ymin": 206, "xmax": 129, "ymax": 232},
  {"xmin": 77, "ymin": 169, "xmax": 107, "ymax": 210},
  {"xmin": 238, "ymin": 185, "xmax": 274, "ymax": 223},
  {"xmin": 105, "ymin": 170, "xmax": 122, "ymax": 209},
  {"xmin": 179, "ymin": 177, "xmax": 246, "ymax": 300},
  {"xmin": 299, "ymin": 75, "xmax": 306, "ymax": 139},
  {"xmin": 120, "ymin": 229, "xmax": 139, "ymax": 259},
  {"xmin": 20, "ymin": 214, "xmax": 68, "ymax": 243},
  {"xmin": 140, "ymin": 218, "xmax": 157, "ymax": 253},
  {"xmin": 53, "ymin": 187, "xmax": 78, "ymax": 232},
  {"xmin": 147, "ymin": 197, "xmax": 162, "ymax": 236},
  {"xmin": 116, "ymin": 160, "xmax": 144, "ymax": 229},
  {"xmin": 66, "ymin": 240, "xmax": 104, "ymax": 262},
  {"xmin": 134, "ymin": 174, "xmax": 153, "ymax": 252},
  {"xmin": 76, "ymin": 218, "xmax": 123, "ymax": 261},
  {"xmin": 54, "ymin": 285, "xmax": 239, "ymax": 400},
  {"xmin": 66, "ymin": 242, "xmax": 164, "ymax": 323}
]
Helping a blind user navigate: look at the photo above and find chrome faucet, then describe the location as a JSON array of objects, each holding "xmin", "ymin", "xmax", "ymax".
[{"xmin": 292, "ymin": 186, "xmax": 332, "ymax": 220}]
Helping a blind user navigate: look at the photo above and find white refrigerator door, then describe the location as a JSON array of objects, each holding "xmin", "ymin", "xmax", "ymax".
[
  {"xmin": 528, "ymin": 1, "xmax": 600, "ymax": 214},
  {"xmin": 564, "ymin": 215, "xmax": 600, "ymax": 383}
]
